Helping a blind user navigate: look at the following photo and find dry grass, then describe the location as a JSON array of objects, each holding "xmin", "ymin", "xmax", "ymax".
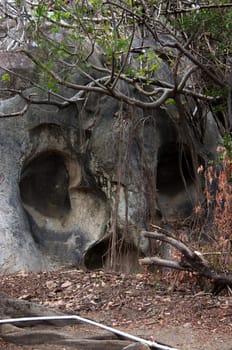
[{"xmin": 200, "ymin": 146, "xmax": 232, "ymax": 271}]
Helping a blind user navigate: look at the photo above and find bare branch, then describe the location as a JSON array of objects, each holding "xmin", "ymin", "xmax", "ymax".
[
  {"xmin": 171, "ymin": 41, "xmax": 225, "ymax": 88},
  {"xmin": 141, "ymin": 229, "xmax": 195, "ymax": 259},
  {"xmin": 20, "ymin": 48, "xmax": 110, "ymax": 94},
  {"xmin": 140, "ymin": 226, "xmax": 232, "ymax": 291},
  {"xmin": 90, "ymin": 65, "xmax": 215, "ymax": 101},
  {"xmin": 111, "ymin": 15, "xmax": 136, "ymax": 90},
  {"xmin": 111, "ymin": 87, "xmax": 173, "ymax": 108},
  {"xmin": 19, "ymin": 48, "xmax": 174, "ymax": 109},
  {"xmin": 164, "ymin": 3, "xmax": 232, "ymax": 15},
  {"xmin": 139, "ymin": 257, "xmax": 183, "ymax": 270},
  {"xmin": 177, "ymin": 66, "xmax": 198, "ymax": 91}
]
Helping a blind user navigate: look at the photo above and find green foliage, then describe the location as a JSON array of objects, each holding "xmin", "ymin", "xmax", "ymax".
[
  {"xmin": 24, "ymin": 0, "xmax": 165, "ymax": 94},
  {"xmin": 29, "ymin": 1, "xmax": 116, "ymax": 74},
  {"xmin": 4, "ymin": 0, "xmax": 231, "ymax": 110},
  {"xmin": 173, "ymin": 3, "xmax": 232, "ymax": 59},
  {"xmin": 165, "ymin": 98, "xmax": 175, "ymax": 105},
  {"xmin": 216, "ymin": 132, "xmax": 232, "ymax": 163},
  {"xmin": 135, "ymin": 49, "xmax": 161, "ymax": 79},
  {"xmin": 168, "ymin": 1, "xmax": 232, "ymax": 122},
  {"xmin": 223, "ymin": 132, "xmax": 232, "ymax": 159},
  {"xmin": 206, "ymin": 86, "xmax": 227, "ymax": 99},
  {"xmin": 207, "ymin": 86, "xmax": 227, "ymax": 118},
  {"xmin": 208, "ymin": 159, "xmax": 214, "ymax": 165},
  {"xmin": 1, "ymin": 73, "xmax": 10, "ymax": 82}
]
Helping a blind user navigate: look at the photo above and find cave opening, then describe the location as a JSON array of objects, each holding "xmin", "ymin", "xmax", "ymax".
[
  {"xmin": 156, "ymin": 143, "xmax": 195, "ymax": 195},
  {"xmin": 19, "ymin": 151, "xmax": 71, "ymax": 218},
  {"xmin": 84, "ymin": 235, "xmax": 140, "ymax": 272}
]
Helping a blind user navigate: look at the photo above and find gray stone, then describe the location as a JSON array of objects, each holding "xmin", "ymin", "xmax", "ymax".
[{"xmin": 0, "ymin": 47, "xmax": 221, "ymax": 273}]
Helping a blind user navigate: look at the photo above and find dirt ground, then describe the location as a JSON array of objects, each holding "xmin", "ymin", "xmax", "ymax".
[{"xmin": 0, "ymin": 268, "xmax": 232, "ymax": 350}]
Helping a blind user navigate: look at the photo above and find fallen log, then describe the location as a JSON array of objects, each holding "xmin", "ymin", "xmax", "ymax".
[{"xmin": 139, "ymin": 225, "xmax": 232, "ymax": 292}]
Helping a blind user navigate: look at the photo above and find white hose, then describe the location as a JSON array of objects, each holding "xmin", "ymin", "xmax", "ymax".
[{"xmin": 0, "ymin": 314, "xmax": 179, "ymax": 350}]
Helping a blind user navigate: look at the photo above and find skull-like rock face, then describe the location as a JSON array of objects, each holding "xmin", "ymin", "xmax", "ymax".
[{"xmin": 0, "ymin": 52, "xmax": 220, "ymax": 273}]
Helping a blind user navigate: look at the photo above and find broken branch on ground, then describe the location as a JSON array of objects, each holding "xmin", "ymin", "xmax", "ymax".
[{"xmin": 139, "ymin": 225, "xmax": 232, "ymax": 292}]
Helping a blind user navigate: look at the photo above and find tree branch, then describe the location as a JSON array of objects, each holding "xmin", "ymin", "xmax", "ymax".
[
  {"xmin": 171, "ymin": 41, "xmax": 225, "ymax": 88},
  {"xmin": 139, "ymin": 226, "xmax": 232, "ymax": 291},
  {"xmin": 164, "ymin": 3, "xmax": 232, "ymax": 15},
  {"xmin": 140, "ymin": 257, "xmax": 184, "ymax": 270}
]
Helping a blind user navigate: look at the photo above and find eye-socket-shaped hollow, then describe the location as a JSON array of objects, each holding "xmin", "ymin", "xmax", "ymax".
[{"xmin": 19, "ymin": 151, "xmax": 71, "ymax": 219}]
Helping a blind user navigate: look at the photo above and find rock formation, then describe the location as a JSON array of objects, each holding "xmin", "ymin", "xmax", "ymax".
[{"xmin": 0, "ymin": 41, "xmax": 221, "ymax": 273}]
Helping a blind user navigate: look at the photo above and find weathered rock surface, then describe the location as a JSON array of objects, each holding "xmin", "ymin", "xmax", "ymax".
[{"xmin": 0, "ymin": 45, "xmax": 221, "ymax": 273}]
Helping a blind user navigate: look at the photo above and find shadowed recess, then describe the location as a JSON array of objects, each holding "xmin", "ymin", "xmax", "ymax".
[
  {"xmin": 19, "ymin": 152, "xmax": 71, "ymax": 218},
  {"xmin": 84, "ymin": 235, "xmax": 140, "ymax": 272},
  {"xmin": 157, "ymin": 143, "xmax": 194, "ymax": 195}
]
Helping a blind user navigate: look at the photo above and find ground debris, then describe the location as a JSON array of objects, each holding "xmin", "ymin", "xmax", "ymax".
[{"xmin": 0, "ymin": 268, "xmax": 232, "ymax": 350}]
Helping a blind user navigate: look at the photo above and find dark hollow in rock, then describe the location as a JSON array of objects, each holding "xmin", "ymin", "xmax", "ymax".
[
  {"xmin": 19, "ymin": 151, "xmax": 71, "ymax": 218},
  {"xmin": 84, "ymin": 235, "xmax": 140, "ymax": 272},
  {"xmin": 157, "ymin": 143, "xmax": 195, "ymax": 195}
]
